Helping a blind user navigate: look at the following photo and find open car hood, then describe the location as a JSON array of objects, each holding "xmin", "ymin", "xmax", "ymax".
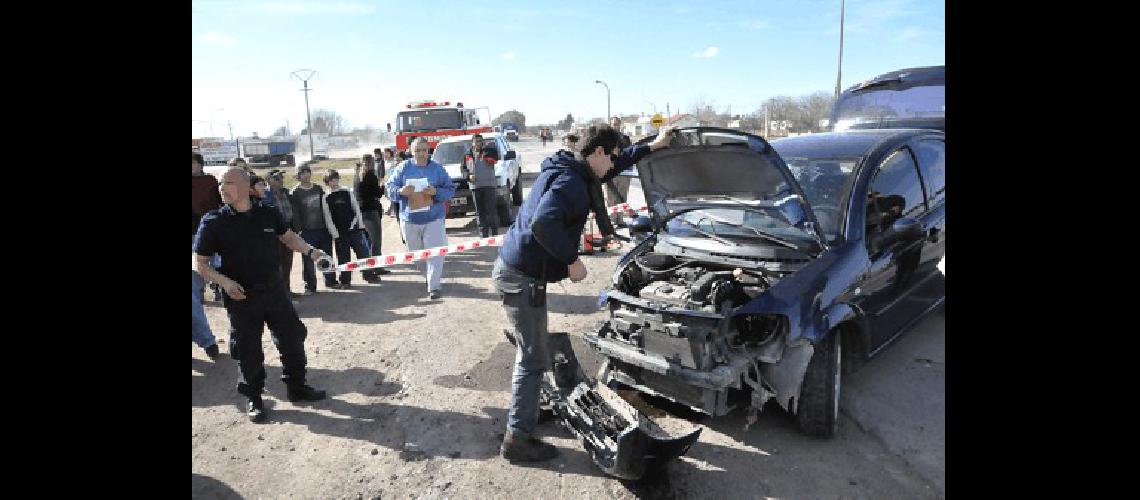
[{"xmin": 633, "ymin": 127, "xmax": 827, "ymax": 247}]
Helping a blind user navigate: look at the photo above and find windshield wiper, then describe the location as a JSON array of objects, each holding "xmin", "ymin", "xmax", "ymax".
[
  {"xmin": 675, "ymin": 217, "xmax": 738, "ymax": 246},
  {"xmin": 670, "ymin": 198, "xmax": 826, "ymax": 252},
  {"xmin": 696, "ymin": 210, "xmax": 808, "ymax": 252}
]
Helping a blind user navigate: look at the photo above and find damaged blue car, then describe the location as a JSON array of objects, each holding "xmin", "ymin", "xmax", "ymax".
[{"xmin": 586, "ymin": 125, "xmax": 945, "ymax": 438}]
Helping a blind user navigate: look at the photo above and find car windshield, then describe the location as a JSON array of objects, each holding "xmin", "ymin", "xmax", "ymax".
[
  {"xmin": 665, "ymin": 200, "xmax": 819, "ymax": 249},
  {"xmin": 431, "ymin": 139, "xmax": 496, "ymax": 165},
  {"xmin": 780, "ymin": 156, "xmax": 859, "ymax": 237},
  {"xmin": 831, "ymin": 85, "xmax": 944, "ymax": 131},
  {"xmin": 397, "ymin": 109, "xmax": 463, "ymax": 132}
]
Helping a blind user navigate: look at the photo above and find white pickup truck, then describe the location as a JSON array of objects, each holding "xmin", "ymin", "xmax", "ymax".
[{"xmin": 430, "ymin": 132, "xmax": 522, "ymax": 223}]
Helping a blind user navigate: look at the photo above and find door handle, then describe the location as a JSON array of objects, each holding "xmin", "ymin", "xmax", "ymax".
[{"xmin": 928, "ymin": 227, "xmax": 941, "ymax": 243}]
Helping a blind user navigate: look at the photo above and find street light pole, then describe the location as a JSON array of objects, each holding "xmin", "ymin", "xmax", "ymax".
[
  {"xmin": 595, "ymin": 80, "xmax": 611, "ymax": 122},
  {"xmin": 291, "ymin": 69, "xmax": 318, "ymax": 158},
  {"xmin": 835, "ymin": 0, "xmax": 845, "ymax": 98},
  {"xmin": 644, "ymin": 101, "xmax": 658, "ymax": 115}
]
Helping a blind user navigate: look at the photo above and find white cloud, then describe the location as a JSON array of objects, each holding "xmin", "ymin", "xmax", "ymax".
[
  {"xmin": 500, "ymin": 52, "xmax": 517, "ymax": 61},
  {"xmin": 200, "ymin": 32, "xmax": 235, "ymax": 45},
  {"xmin": 893, "ymin": 26, "xmax": 925, "ymax": 43},
  {"xmin": 739, "ymin": 19, "xmax": 770, "ymax": 30},
  {"xmin": 841, "ymin": 0, "xmax": 921, "ymax": 35},
  {"xmin": 692, "ymin": 47, "xmax": 719, "ymax": 59},
  {"xmin": 251, "ymin": 1, "xmax": 374, "ymax": 15}
]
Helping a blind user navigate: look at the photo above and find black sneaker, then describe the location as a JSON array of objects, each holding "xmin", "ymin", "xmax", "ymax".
[
  {"xmin": 247, "ymin": 396, "xmax": 267, "ymax": 423},
  {"xmin": 500, "ymin": 432, "xmax": 558, "ymax": 462},
  {"xmin": 428, "ymin": 290, "xmax": 442, "ymax": 300},
  {"xmin": 204, "ymin": 344, "xmax": 220, "ymax": 360},
  {"xmin": 287, "ymin": 384, "xmax": 327, "ymax": 402},
  {"xmin": 375, "ymin": 268, "xmax": 392, "ymax": 275}
]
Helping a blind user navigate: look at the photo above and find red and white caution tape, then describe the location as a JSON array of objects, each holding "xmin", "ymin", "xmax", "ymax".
[
  {"xmin": 335, "ymin": 235, "xmax": 503, "ymax": 272},
  {"xmin": 588, "ymin": 202, "xmax": 649, "ymax": 219},
  {"xmin": 335, "ymin": 202, "xmax": 649, "ymax": 272}
]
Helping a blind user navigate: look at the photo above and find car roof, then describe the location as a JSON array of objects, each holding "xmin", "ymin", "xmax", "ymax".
[
  {"xmin": 771, "ymin": 129, "xmax": 940, "ymax": 159},
  {"xmin": 841, "ymin": 65, "xmax": 944, "ymax": 94},
  {"xmin": 437, "ymin": 132, "xmax": 505, "ymax": 144}
]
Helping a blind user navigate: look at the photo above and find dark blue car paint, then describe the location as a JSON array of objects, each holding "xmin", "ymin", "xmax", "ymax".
[{"xmin": 599, "ymin": 127, "xmax": 945, "ymax": 416}]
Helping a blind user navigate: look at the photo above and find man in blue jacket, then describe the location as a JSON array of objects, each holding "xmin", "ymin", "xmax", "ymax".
[
  {"xmin": 492, "ymin": 124, "xmax": 675, "ymax": 462},
  {"xmin": 386, "ymin": 138, "xmax": 457, "ymax": 299}
]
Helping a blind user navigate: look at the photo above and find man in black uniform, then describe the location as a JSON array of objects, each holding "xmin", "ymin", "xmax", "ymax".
[{"xmin": 194, "ymin": 167, "xmax": 333, "ymax": 423}]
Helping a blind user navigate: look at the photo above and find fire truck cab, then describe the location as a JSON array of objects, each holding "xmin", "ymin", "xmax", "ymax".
[{"xmin": 394, "ymin": 100, "xmax": 491, "ymax": 153}]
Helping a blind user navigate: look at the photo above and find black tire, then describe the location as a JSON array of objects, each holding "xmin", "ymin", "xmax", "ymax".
[
  {"xmin": 497, "ymin": 194, "xmax": 512, "ymax": 224},
  {"xmin": 511, "ymin": 177, "xmax": 523, "ymax": 206},
  {"xmin": 795, "ymin": 330, "xmax": 841, "ymax": 438}
]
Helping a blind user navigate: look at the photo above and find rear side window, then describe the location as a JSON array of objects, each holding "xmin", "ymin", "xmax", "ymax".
[
  {"xmin": 865, "ymin": 148, "xmax": 926, "ymax": 237},
  {"xmin": 913, "ymin": 139, "xmax": 945, "ymax": 205}
]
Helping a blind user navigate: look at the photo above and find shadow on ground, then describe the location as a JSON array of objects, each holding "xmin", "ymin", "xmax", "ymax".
[{"xmin": 192, "ymin": 473, "xmax": 243, "ymax": 499}]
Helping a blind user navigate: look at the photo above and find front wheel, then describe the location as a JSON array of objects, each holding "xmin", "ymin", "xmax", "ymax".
[
  {"xmin": 497, "ymin": 193, "xmax": 513, "ymax": 225},
  {"xmin": 511, "ymin": 177, "xmax": 523, "ymax": 205},
  {"xmin": 795, "ymin": 330, "xmax": 841, "ymax": 438}
]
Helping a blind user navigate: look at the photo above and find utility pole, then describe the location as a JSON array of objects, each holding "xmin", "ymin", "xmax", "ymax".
[
  {"xmin": 764, "ymin": 104, "xmax": 769, "ymax": 137},
  {"xmin": 835, "ymin": 0, "xmax": 846, "ymax": 98},
  {"xmin": 290, "ymin": 69, "xmax": 318, "ymax": 158},
  {"xmin": 666, "ymin": 102, "xmax": 670, "ymax": 119},
  {"xmin": 228, "ymin": 121, "xmax": 241, "ymax": 160},
  {"xmin": 595, "ymin": 80, "xmax": 611, "ymax": 122}
]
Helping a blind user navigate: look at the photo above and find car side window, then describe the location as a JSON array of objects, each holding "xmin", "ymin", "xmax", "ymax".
[
  {"xmin": 865, "ymin": 148, "xmax": 926, "ymax": 240},
  {"xmin": 913, "ymin": 139, "xmax": 945, "ymax": 206}
]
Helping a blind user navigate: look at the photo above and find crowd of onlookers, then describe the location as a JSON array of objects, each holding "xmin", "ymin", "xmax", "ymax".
[{"xmin": 191, "ymin": 144, "xmax": 453, "ymax": 356}]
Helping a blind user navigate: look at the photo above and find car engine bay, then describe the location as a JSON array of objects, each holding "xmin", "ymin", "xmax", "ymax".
[{"xmin": 588, "ymin": 239, "xmax": 817, "ymax": 417}]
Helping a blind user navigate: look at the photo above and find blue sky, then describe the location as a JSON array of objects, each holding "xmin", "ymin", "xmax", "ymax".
[{"xmin": 192, "ymin": 0, "xmax": 944, "ymax": 138}]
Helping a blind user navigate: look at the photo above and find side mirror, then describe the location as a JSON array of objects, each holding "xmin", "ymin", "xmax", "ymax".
[
  {"xmin": 504, "ymin": 151, "xmax": 517, "ymax": 160},
  {"xmin": 628, "ymin": 216, "xmax": 653, "ymax": 234},
  {"xmin": 875, "ymin": 217, "xmax": 923, "ymax": 250}
]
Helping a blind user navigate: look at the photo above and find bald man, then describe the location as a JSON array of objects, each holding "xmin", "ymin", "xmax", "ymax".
[{"xmin": 193, "ymin": 167, "xmax": 333, "ymax": 423}]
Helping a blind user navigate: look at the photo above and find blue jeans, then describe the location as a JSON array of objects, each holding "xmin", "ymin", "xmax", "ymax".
[
  {"xmin": 491, "ymin": 258, "xmax": 549, "ymax": 437},
  {"xmin": 299, "ymin": 228, "xmax": 335, "ymax": 290},
  {"xmin": 192, "ymin": 270, "xmax": 217, "ymax": 349},
  {"xmin": 333, "ymin": 228, "xmax": 375, "ymax": 284}
]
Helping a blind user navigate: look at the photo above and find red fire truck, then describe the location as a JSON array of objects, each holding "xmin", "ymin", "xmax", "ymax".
[{"xmin": 394, "ymin": 100, "xmax": 492, "ymax": 152}]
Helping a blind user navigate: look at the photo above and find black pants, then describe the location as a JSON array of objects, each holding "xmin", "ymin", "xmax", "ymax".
[
  {"xmin": 222, "ymin": 280, "xmax": 308, "ymax": 397},
  {"xmin": 472, "ymin": 187, "xmax": 499, "ymax": 237},
  {"xmin": 333, "ymin": 228, "xmax": 375, "ymax": 284}
]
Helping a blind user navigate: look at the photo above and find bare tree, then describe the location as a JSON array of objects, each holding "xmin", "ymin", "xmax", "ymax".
[
  {"xmin": 492, "ymin": 110, "xmax": 527, "ymax": 131},
  {"xmin": 309, "ymin": 109, "xmax": 348, "ymax": 135},
  {"xmin": 794, "ymin": 92, "xmax": 836, "ymax": 132},
  {"xmin": 556, "ymin": 113, "xmax": 574, "ymax": 131},
  {"xmin": 689, "ymin": 96, "xmax": 719, "ymax": 125}
]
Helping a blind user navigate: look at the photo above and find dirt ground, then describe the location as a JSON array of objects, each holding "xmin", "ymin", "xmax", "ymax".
[{"xmin": 193, "ymin": 137, "xmax": 945, "ymax": 499}]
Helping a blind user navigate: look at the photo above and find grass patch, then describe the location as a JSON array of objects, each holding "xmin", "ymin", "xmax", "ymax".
[{"xmin": 246, "ymin": 159, "xmax": 363, "ymax": 190}]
